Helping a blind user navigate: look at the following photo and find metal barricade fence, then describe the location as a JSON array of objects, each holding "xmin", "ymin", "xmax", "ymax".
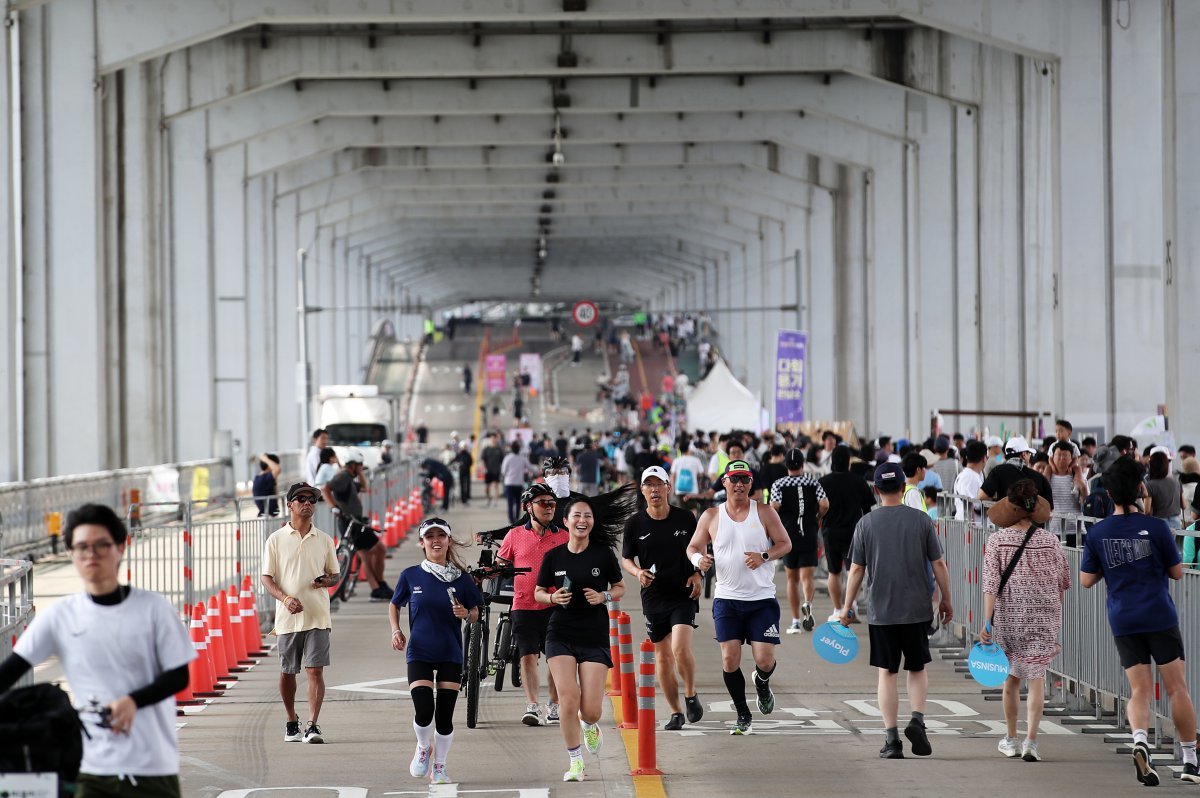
[
  {"xmin": 936, "ymin": 492, "xmax": 1200, "ymax": 739},
  {"xmin": 0, "ymin": 458, "xmax": 233, "ymax": 560},
  {"xmin": 0, "ymin": 559, "xmax": 35, "ymax": 689}
]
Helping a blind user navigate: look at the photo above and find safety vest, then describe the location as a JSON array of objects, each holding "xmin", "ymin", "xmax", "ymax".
[{"xmin": 903, "ymin": 483, "xmax": 928, "ymax": 512}]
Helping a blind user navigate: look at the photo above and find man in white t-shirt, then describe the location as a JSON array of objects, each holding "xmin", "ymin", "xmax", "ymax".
[
  {"xmin": 953, "ymin": 441, "xmax": 988, "ymax": 522},
  {"xmin": 1, "ymin": 504, "xmax": 194, "ymax": 797},
  {"xmin": 671, "ymin": 446, "xmax": 706, "ymax": 507},
  {"xmin": 305, "ymin": 428, "xmax": 329, "ymax": 484}
]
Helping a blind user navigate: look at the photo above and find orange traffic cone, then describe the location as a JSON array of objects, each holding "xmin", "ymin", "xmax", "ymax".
[
  {"xmin": 396, "ymin": 499, "xmax": 409, "ymax": 540},
  {"xmin": 188, "ymin": 603, "xmax": 219, "ymax": 697},
  {"xmin": 175, "ymin": 613, "xmax": 197, "ymax": 707},
  {"xmin": 226, "ymin": 586, "xmax": 251, "ymax": 664},
  {"xmin": 240, "ymin": 575, "xmax": 267, "ymax": 656},
  {"xmin": 215, "ymin": 591, "xmax": 243, "ymax": 673},
  {"xmin": 206, "ymin": 596, "xmax": 232, "ymax": 682}
]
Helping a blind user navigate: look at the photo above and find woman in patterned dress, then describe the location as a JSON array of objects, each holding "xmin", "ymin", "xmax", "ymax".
[{"xmin": 980, "ymin": 479, "xmax": 1069, "ymax": 763}]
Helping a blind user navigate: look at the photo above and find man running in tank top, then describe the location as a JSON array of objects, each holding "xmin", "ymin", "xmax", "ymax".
[{"xmin": 687, "ymin": 459, "xmax": 792, "ymax": 734}]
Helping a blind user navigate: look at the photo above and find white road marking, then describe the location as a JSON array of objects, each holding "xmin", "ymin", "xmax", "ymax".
[{"xmin": 329, "ymin": 676, "xmax": 410, "ymax": 696}]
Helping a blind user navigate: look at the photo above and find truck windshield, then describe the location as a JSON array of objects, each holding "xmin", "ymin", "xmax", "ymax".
[{"xmin": 326, "ymin": 423, "xmax": 388, "ymax": 445}]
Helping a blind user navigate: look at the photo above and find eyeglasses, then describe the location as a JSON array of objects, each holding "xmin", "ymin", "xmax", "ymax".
[
  {"xmin": 70, "ymin": 541, "xmax": 116, "ymax": 557},
  {"xmin": 531, "ymin": 500, "xmax": 557, "ymax": 508},
  {"xmin": 291, "ymin": 495, "xmax": 318, "ymax": 504},
  {"xmin": 725, "ymin": 475, "xmax": 752, "ymax": 485}
]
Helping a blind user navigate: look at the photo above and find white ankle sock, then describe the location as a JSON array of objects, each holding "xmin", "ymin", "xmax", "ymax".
[
  {"xmin": 1182, "ymin": 740, "xmax": 1197, "ymax": 766},
  {"xmin": 1133, "ymin": 729, "xmax": 1149, "ymax": 746},
  {"xmin": 413, "ymin": 721, "xmax": 433, "ymax": 749},
  {"xmin": 568, "ymin": 745, "xmax": 584, "ymax": 763}
]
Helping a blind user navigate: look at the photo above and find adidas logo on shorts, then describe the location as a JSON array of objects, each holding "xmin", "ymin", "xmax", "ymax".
[{"xmin": 764, "ymin": 624, "xmax": 780, "ymax": 640}]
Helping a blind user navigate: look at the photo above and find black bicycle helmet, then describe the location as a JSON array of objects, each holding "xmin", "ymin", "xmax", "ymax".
[
  {"xmin": 542, "ymin": 455, "xmax": 571, "ymax": 474},
  {"xmin": 521, "ymin": 482, "xmax": 558, "ymax": 507}
]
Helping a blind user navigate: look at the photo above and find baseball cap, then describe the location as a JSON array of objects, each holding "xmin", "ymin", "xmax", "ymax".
[
  {"xmin": 1004, "ymin": 436, "xmax": 1034, "ymax": 455},
  {"xmin": 418, "ymin": 517, "xmax": 452, "ymax": 537},
  {"xmin": 1149, "ymin": 445, "xmax": 1174, "ymax": 460},
  {"xmin": 934, "ymin": 435, "xmax": 951, "ymax": 453},
  {"xmin": 985, "ymin": 436, "xmax": 1003, "ymax": 448},
  {"xmin": 873, "ymin": 463, "xmax": 905, "ymax": 488},
  {"xmin": 919, "ymin": 449, "xmax": 938, "ymax": 467},
  {"xmin": 343, "ymin": 449, "xmax": 365, "ymax": 464},
  {"xmin": 286, "ymin": 482, "xmax": 320, "ymax": 502},
  {"xmin": 784, "ymin": 448, "xmax": 805, "ymax": 469},
  {"xmin": 722, "ymin": 460, "xmax": 753, "ymax": 478},
  {"xmin": 641, "ymin": 465, "xmax": 670, "ymax": 484}
]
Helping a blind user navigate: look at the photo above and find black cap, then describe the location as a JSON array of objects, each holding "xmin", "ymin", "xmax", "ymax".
[
  {"xmin": 286, "ymin": 482, "xmax": 320, "ymax": 502},
  {"xmin": 873, "ymin": 463, "xmax": 904, "ymax": 488},
  {"xmin": 784, "ymin": 448, "xmax": 804, "ymax": 469}
]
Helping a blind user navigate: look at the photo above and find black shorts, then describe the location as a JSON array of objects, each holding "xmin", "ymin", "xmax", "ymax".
[
  {"xmin": 868, "ymin": 622, "xmax": 933, "ymax": 674},
  {"xmin": 485, "ymin": 470, "xmax": 501, "ymax": 485},
  {"xmin": 1114, "ymin": 626, "xmax": 1186, "ymax": 669},
  {"xmin": 644, "ymin": 600, "xmax": 699, "ymax": 643},
  {"xmin": 511, "ymin": 609, "xmax": 553, "ymax": 657},
  {"xmin": 822, "ymin": 528, "xmax": 854, "ymax": 575},
  {"xmin": 545, "ymin": 638, "xmax": 613, "ymax": 667},
  {"xmin": 338, "ymin": 515, "xmax": 380, "ymax": 551},
  {"xmin": 407, "ymin": 660, "xmax": 463, "ymax": 685},
  {"xmin": 783, "ymin": 523, "xmax": 818, "ymax": 569}
]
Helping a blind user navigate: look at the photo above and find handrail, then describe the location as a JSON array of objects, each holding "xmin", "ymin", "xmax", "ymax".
[{"xmin": 0, "ymin": 558, "xmax": 35, "ymax": 688}]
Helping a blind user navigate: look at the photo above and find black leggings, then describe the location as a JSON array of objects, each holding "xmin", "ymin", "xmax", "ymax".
[{"xmin": 411, "ymin": 686, "xmax": 459, "ymax": 735}]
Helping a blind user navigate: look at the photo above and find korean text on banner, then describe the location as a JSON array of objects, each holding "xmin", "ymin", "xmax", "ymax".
[
  {"xmin": 484, "ymin": 354, "xmax": 507, "ymax": 394},
  {"xmin": 774, "ymin": 330, "xmax": 808, "ymax": 424}
]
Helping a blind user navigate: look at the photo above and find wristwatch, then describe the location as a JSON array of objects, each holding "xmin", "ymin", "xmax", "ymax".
[{"xmin": 760, "ymin": 551, "xmax": 770, "ymax": 561}]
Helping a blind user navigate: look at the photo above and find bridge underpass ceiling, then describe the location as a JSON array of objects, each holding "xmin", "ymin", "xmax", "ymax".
[{"xmin": 130, "ymin": 2, "xmax": 1008, "ymax": 305}]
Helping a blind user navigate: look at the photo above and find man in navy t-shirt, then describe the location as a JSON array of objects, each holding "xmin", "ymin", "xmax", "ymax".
[{"xmin": 1081, "ymin": 457, "xmax": 1198, "ymax": 786}]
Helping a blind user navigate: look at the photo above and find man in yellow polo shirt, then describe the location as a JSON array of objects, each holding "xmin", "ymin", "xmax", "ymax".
[{"xmin": 261, "ymin": 482, "xmax": 339, "ymax": 744}]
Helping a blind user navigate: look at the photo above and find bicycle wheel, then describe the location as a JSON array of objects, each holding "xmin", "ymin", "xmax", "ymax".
[
  {"xmin": 493, "ymin": 617, "xmax": 511, "ymax": 692},
  {"xmin": 344, "ymin": 553, "xmax": 362, "ymax": 600},
  {"xmin": 332, "ymin": 544, "xmax": 354, "ymax": 602},
  {"xmin": 465, "ymin": 620, "xmax": 483, "ymax": 729}
]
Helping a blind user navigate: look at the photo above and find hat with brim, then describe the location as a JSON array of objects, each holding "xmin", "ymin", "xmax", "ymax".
[
  {"xmin": 722, "ymin": 460, "xmax": 753, "ymax": 479},
  {"xmin": 286, "ymin": 482, "xmax": 320, "ymax": 502},
  {"xmin": 987, "ymin": 495, "xmax": 1052, "ymax": 527}
]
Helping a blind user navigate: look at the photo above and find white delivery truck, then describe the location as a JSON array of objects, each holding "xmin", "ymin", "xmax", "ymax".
[{"xmin": 317, "ymin": 384, "xmax": 399, "ymax": 470}]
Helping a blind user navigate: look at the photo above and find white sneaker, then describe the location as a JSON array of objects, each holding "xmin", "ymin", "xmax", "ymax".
[
  {"xmin": 430, "ymin": 764, "xmax": 452, "ymax": 785},
  {"xmin": 827, "ymin": 611, "xmax": 842, "ymax": 623},
  {"xmin": 546, "ymin": 702, "xmax": 561, "ymax": 724},
  {"xmin": 1021, "ymin": 739, "xmax": 1041, "ymax": 762},
  {"xmin": 997, "ymin": 736, "xmax": 1020, "ymax": 758},
  {"xmin": 786, "ymin": 620, "xmax": 803, "ymax": 635},
  {"xmin": 410, "ymin": 745, "xmax": 431, "ymax": 777},
  {"xmin": 521, "ymin": 703, "xmax": 541, "ymax": 726}
]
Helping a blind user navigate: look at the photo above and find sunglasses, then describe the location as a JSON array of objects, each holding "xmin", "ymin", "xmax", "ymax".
[
  {"xmin": 531, "ymin": 500, "xmax": 558, "ymax": 508},
  {"xmin": 291, "ymin": 495, "xmax": 318, "ymax": 504},
  {"xmin": 420, "ymin": 518, "xmax": 451, "ymax": 535},
  {"xmin": 725, "ymin": 475, "xmax": 752, "ymax": 485}
]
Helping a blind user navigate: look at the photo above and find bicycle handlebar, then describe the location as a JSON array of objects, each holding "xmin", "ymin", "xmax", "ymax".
[{"xmin": 470, "ymin": 564, "xmax": 531, "ymax": 579}]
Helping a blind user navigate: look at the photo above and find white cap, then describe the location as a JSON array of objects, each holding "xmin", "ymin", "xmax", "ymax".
[
  {"xmin": 640, "ymin": 465, "xmax": 670, "ymax": 484},
  {"xmin": 1149, "ymin": 445, "xmax": 1174, "ymax": 460},
  {"xmin": 418, "ymin": 518, "xmax": 452, "ymax": 537},
  {"xmin": 985, "ymin": 436, "xmax": 1003, "ymax": 448},
  {"xmin": 919, "ymin": 449, "xmax": 938, "ymax": 467},
  {"xmin": 343, "ymin": 449, "xmax": 365, "ymax": 464},
  {"xmin": 1004, "ymin": 436, "xmax": 1035, "ymax": 455}
]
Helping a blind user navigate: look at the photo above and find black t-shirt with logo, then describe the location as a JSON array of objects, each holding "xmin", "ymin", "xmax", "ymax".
[
  {"xmin": 537, "ymin": 542, "xmax": 623, "ymax": 648},
  {"xmin": 980, "ymin": 462, "xmax": 1053, "ymax": 506},
  {"xmin": 621, "ymin": 506, "xmax": 699, "ymax": 614}
]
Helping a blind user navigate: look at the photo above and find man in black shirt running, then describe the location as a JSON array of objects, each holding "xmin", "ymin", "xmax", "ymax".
[
  {"xmin": 819, "ymin": 446, "xmax": 876, "ymax": 619},
  {"xmin": 769, "ymin": 449, "xmax": 828, "ymax": 634},
  {"xmin": 621, "ymin": 466, "xmax": 703, "ymax": 730}
]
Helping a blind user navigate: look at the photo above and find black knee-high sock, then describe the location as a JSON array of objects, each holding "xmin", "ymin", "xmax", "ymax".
[
  {"xmin": 411, "ymin": 686, "xmax": 435, "ymax": 727},
  {"xmin": 434, "ymin": 687, "xmax": 459, "ymax": 735},
  {"xmin": 754, "ymin": 662, "xmax": 776, "ymax": 683},
  {"xmin": 723, "ymin": 668, "xmax": 750, "ymax": 714}
]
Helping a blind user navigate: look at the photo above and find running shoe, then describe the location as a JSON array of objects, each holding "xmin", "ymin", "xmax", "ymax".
[
  {"xmin": 284, "ymin": 720, "xmax": 302, "ymax": 742},
  {"xmin": 303, "ymin": 722, "xmax": 324, "ymax": 744},
  {"xmin": 1133, "ymin": 741, "xmax": 1160, "ymax": 786},
  {"xmin": 730, "ymin": 710, "xmax": 753, "ymax": 735},
  {"xmin": 563, "ymin": 760, "xmax": 586, "ymax": 782},
  {"xmin": 879, "ymin": 739, "xmax": 905, "ymax": 759},
  {"xmin": 904, "ymin": 719, "xmax": 932, "ymax": 756},
  {"xmin": 409, "ymin": 745, "xmax": 431, "ymax": 778},
  {"xmin": 369, "ymin": 586, "xmax": 392, "ymax": 601},
  {"xmin": 430, "ymin": 764, "xmax": 451, "ymax": 785},
  {"xmin": 997, "ymin": 736, "xmax": 1020, "ymax": 758},
  {"xmin": 582, "ymin": 721, "xmax": 603, "ymax": 754},
  {"xmin": 522, "ymin": 703, "xmax": 541, "ymax": 727},
  {"xmin": 752, "ymin": 670, "xmax": 775, "ymax": 715},
  {"xmin": 801, "ymin": 603, "xmax": 815, "ymax": 631},
  {"xmin": 1021, "ymin": 740, "xmax": 1041, "ymax": 762},
  {"xmin": 685, "ymin": 694, "xmax": 704, "ymax": 724},
  {"xmin": 663, "ymin": 713, "xmax": 685, "ymax": 731},
  {"xmin": 1181, "ymin": 762, "xmax": 1200, "ymax": 783},
  {"xmin": 546, "ymin": 702, "xmax": 561, "ymax": 725},
  {"xmin": 786, "ymin": 619, "xmax": 803, "ymax": 635}
]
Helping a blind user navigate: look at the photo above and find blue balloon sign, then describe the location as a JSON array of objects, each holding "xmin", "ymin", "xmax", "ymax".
[
  {"xmin": 812, "ymin": 622, "xmax": 858, "ymax": 664},
  {"xmin": 968, "ymin": 626, "xmax": 1011, "ymax": 687}
]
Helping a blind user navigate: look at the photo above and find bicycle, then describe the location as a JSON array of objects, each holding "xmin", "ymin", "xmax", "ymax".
[
  {"xmin": 329, "ymin": 517, "xmax": 380, "ymax": 603},
  {"xmin": 461, "ymin": 538, "xmax": 529, "ymax": 729}
]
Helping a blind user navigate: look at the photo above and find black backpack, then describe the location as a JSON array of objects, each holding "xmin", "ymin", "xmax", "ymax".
[
  {"xmin": 1082, "ymin": 480, "xmax": 1115, "ymax": 526},
  {"xmin": 0, "ymin": 683, "xmax": 85, "ymax": 794}
]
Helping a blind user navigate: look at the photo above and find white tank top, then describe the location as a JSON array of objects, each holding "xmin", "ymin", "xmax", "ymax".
[{"xmin": 713, "ymin": 501, "xmax": 777, "ymax": 601}]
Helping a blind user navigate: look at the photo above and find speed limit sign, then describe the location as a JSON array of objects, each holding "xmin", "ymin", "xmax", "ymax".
[{"xmin": 572, "ymin": 300, "xmax": 599, "ymax": 327}]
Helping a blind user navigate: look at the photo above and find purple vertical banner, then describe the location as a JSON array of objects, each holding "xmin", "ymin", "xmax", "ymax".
[
  {"xmin": 774, "ymin": 330, "xmax": 808, "ymax": 425},
  {"xmin": 484, "ymin": 354, "xmax": 507, "ymax": 394}
]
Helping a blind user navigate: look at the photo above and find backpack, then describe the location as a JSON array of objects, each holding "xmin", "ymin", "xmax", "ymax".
[
  {"xmin": 1082, "ymin": 481, "xmax": 1115, "ymax": 525},
  {"xmin": 0, "ymin": 683, "xmax": 85, "ymax": 794}
]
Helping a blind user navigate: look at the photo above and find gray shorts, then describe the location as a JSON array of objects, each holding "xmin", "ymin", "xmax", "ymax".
[{"xmin": 277, "ymin": 628, "xmax": 331, "ymax": 674}]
